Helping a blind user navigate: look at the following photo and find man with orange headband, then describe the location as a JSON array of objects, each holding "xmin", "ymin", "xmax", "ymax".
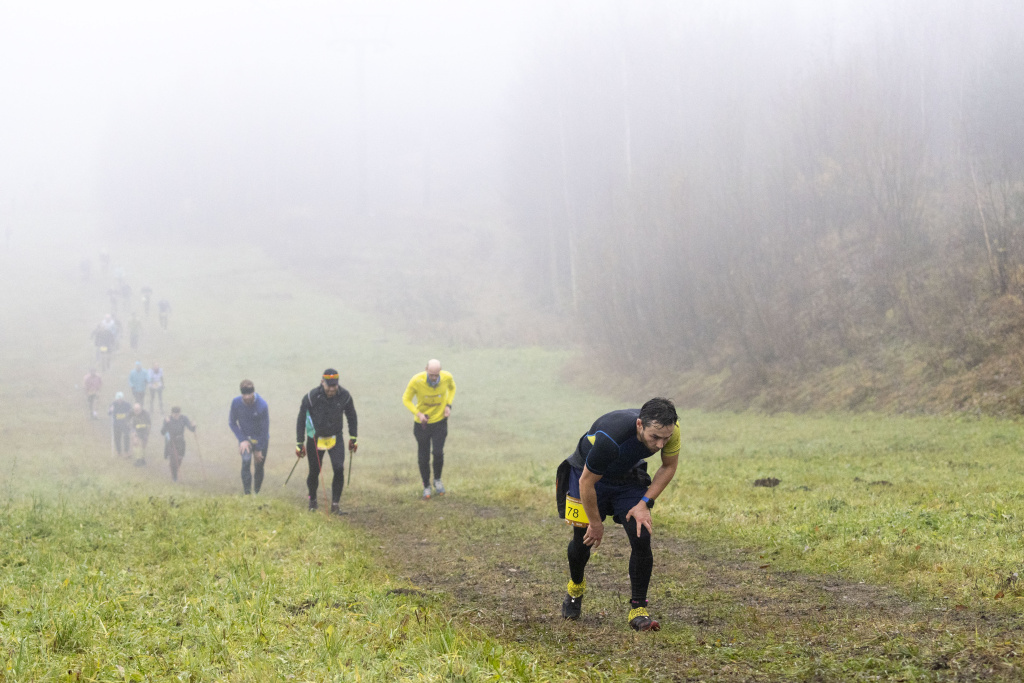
[{"xmin": 295, "ymin": 368, "xmax": 358, "ymax": 515}]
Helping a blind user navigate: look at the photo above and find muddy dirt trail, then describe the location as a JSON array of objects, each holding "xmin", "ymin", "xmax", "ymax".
[{"xmin": 343, "ymin": 494, "xmax": 1024, "ymax": 681}]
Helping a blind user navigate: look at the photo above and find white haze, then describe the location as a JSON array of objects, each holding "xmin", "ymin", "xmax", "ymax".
[
  {"xmin": 3, "ymin": 1, "xmax": 1022, "ymax": 362},
  {"xmin": 1, "ymin": 0, "xmax": 952, "ymax": 236},
  {"xmin": 1, "ymin": 1, "xmax": 531, "ymax": 227}
]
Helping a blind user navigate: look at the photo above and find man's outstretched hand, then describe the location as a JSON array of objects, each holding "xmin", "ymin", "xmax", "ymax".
[{"xmin": 625, "ymin": 502, "xmax": 653, "ymax": 538}]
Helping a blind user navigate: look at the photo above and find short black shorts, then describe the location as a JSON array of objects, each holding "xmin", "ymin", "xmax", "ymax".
[{"xmin": 566, "ymin": 466, "xmax": 647, "ymax": 524}]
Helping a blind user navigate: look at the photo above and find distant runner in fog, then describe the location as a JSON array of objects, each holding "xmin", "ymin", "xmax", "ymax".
[
  {"xmin": 100, "ymin": 313, "xmax": 117, "ymax": 335},
  {"xmin": 128, "ymin": 313, "xmax": 141, "ymax": 350},
  {"xmin": 402, "ymin": 359, "xmax": 456, "ymax": 500},
  {"xmin": 148, "ymin": 362, "xmax": 164, "ymax": 414},
  {"xmin": 140, "ymin": 286, "xmax": 152, "ymax": 316},
  {"xmin": 158, "ymin": 299, "xmax": 171, "ymax": 329},
  {"xmin": 109, "ymin": 391, "xmax": 133, "ymax": 459},
  {"xmin": 131, "ymin": 403, "xmax": 151, "ymax": 467},
  {"xmin": 161, "ymin": 406, "xmax": 196, "ymax": 482},
  {"xmin": 83, "ymin": 368, "xmax": 102, "ymax": 419},
  {"xmin": 107, "ymin": 288, "xmax": 119, "ymax": 317},
  {"xmin": 98, "ymin": 313, "xmax": 120, "ymax": 350},
  {"xmin": 295, "ymin": 369, "xmax": 358, "ymax": 515},
  {"xmin": 92, "ymin": 323, "xmax": 115, "ymax": 369},
  {"xmin": 129, "ymin": 361, "xmax": 148, "ymax": 404},
  {"xmin": 229, "ymin": 379, "xmax": 270, "ymax": 495},
  {"xmin": 555, "ymin": 397, "xmax": 681, "ymax": 632}
]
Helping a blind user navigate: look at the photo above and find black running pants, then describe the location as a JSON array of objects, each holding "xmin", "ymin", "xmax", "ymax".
[
  {"xmin": 414, "ymin": 419, "xmax": 447, "ymax": 487},
  {"xmin": 241, "ymin": 450, "xmax": 265, "ymax": 494},
  {"xmin": 567, "ymin": 519, "xmax": 653, "ymax": 604},
  {"xmin": 306, "ymin": 437, "xmax": 345, "ymax": 504}
]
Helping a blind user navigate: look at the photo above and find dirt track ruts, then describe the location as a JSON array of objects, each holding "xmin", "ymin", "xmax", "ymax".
[{"xmin": 344, "ymin": 494, "xmax": 1024, "ymax": 681}]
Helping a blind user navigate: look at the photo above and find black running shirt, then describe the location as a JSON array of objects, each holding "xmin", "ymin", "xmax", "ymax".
[{"xmin": 575, "ymin": 409, "xmax": 680, "ymax": 478}]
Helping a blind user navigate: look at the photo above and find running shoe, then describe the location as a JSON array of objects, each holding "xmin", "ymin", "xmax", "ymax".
[
  {"xmin": 433, "ymin": 479, "xmax": 446, "ymax": 496},
  {"xmin": 330, "ymin": 502, "xmax": 348, "ymax": 516},
  {"xmin": 628, "ymin": 607, "xmax": 660, "ymax": 632},
  {"xmin": 308, "ymin": 496, "xmax": 318, "ymax": 511},
  {"xmin": 561, "ymin": 593, "xmax": 582, "ymax": 620},
  {"xmin": 422, "ymin": 487, "xmax": 432, "ymax": 500}
]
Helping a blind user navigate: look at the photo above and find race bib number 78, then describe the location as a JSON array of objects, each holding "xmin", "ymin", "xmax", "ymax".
[{"xmin": 564, "ymin": 495, "xmax": 590, "ymax": 528}]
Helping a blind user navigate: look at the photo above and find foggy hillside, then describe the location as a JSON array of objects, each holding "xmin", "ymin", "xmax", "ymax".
[{"xmin": 3, "ymin": 1, "xmax": 1024, "ymax": 413}]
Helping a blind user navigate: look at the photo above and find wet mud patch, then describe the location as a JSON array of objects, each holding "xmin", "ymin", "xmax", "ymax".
[
  {"xmin": 345, "ymin": 497, "xmax": 1024, "ymax": 681},
  {"xmin": 387, "ymin": 588, "xmax": 432, "ymax": 599}
]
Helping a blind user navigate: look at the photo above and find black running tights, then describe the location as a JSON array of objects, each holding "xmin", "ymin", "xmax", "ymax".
[
  {"xmin": 567, "ymin": 520, "xmax": 653, "ymax": 603},
  {"xmin": 306, "ymin": 438, "xmax": 345, "ymax": 504}
]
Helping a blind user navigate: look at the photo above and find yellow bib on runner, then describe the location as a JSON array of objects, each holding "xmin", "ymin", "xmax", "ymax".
[
  {"xmin": 316, "ymin": 436, "xmax": 337, "ymax": 450},
  {"xmin": 564, "ymin": 495, "xmax": 590, "ymax": 528}
]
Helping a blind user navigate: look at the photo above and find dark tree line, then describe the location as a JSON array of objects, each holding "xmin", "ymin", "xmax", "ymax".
[
  {"xmin": 505, "ymin": 2, "xmax": 1024, "ymax": 383},
  {"xmin": 83, "ymin": 1, "xmax": 1024, "ymax": 384}
]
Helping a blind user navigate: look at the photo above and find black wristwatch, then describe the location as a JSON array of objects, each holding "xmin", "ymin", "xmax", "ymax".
[{"xmin": 641, "ymin": 495, "xmax": 654, "ymax": 509}]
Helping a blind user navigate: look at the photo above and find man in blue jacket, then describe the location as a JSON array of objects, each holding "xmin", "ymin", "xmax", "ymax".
[
  {"xmin": 129, "ymin": 361, "xmax": 149, "ymax": 404},
  {"xmin": 229, "ymin": 379, "xmax": 270, "ymax": 495}
]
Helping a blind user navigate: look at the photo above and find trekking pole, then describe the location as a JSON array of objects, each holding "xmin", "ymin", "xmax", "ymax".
[
  {"xmin": 334, "ymin": 444, "xmax": 353, "ymax": 508},
  {"xmin": 191, "ymin": 429, "xmax": 208, "ymax": 483},
  {"xmin": 346, "ymin": 441, "xmax": 355, "ymax": 494},
  {"xmin": 284, "ymin": 453, "xmax": 301, "ymax": 486},
  {"xmin": 316, "ymin": 445, "xmax": 327, "ymax": 517}
]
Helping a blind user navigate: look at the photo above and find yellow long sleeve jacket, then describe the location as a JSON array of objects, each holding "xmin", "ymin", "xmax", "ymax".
[{"xmin": 402, "ymin": 371, "xmax": 456, "ymax": 423}]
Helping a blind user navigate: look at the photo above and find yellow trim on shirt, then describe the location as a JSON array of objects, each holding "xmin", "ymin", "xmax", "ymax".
[{"xmin": 662, "ymin": 422, "xmax": 681, "ymax": 458}]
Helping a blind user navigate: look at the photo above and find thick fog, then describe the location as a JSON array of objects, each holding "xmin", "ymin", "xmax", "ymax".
[
  {"xmin": 1, "ymin": 0, "xmax": 969, "ymax": 231},
  {"xmin": 0, "ymin": 1, "xmax": 530, "ymax": 226},
  {"xmin": 4, "ymin": 0, "xmax": 1024, "ymax": 370}
]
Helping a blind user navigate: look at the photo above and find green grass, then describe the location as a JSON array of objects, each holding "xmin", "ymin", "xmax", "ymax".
[
  {"xmin": 0, "ymin": 230, "xmax": 610, "ymax": 681},
  {"xmin": 4, "ymin": 225, "xmax": 1024, "ymax": 680},
  {"xmin": 661, "ymin": 412, "xmax": 1024, "ymax": 603},
  {"xmin": 0, "ymin": 494, "xmax": 566, "ymax": 681}
]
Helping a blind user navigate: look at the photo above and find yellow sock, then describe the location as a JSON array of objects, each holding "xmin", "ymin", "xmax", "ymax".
[
  {"xmin": 567, "ymin": 579, "xmax": 586, "ymax": 598},
  {"xmin": 628, "ymin": 606, "xmax": 649, "ymax": 622}
]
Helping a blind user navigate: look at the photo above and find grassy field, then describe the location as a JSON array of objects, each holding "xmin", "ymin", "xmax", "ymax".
[{"xmin": 3, "ymin": 226, "xmax": 1024, "ymax": 680}]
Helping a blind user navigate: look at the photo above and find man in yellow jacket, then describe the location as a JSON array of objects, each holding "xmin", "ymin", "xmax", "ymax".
[{"xmin": 402, "ymin": 359, "xmax": 456, "ymax": 499}]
